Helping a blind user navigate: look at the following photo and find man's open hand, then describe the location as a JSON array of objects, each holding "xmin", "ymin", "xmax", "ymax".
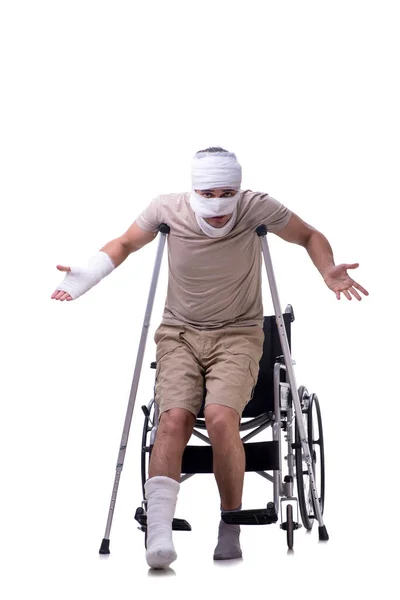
[{"xmin": 323, "ymin": 263, "xmax": 369, "ymax": 300}]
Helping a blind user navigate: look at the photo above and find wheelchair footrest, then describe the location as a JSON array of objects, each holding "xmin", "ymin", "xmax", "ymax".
[
  {"xmin": 221, "ymin": 502, "xmax": 278, "ymax": 525},
  {"xmin": 172, "ymin": 518, "xmax": 192, "ymax": 531},
  {"xmin": 134, "ymin": 507, "xmax": 192, "ymax": 531}
]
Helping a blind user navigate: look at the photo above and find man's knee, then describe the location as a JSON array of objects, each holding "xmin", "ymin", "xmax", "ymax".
[
  {"xmin": 204, "ymin": 404, "xmax": 240, "ymax": 437},
  {"xmin": 158, "ymin": 407, "xmax": 195, "ymax": 440}
]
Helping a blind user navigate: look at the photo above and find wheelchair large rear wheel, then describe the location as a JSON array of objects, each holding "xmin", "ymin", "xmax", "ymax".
[{"xmin": 294, "ymin": 389, "xmax": 325, "ymax": 530}]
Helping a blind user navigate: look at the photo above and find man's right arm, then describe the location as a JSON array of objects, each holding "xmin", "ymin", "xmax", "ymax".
[
  {"xmin": 51, "ymin": 222, "xmax": 158, "ymax": 301},
  {"xmin": 101, "ymin": 222, "xmax": 158, "ymax": 267}
]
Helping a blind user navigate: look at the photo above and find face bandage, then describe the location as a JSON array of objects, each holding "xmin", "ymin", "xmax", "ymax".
[{"xmin": 189, "ymin": 189, "xmax": 241, "ymax": 218}]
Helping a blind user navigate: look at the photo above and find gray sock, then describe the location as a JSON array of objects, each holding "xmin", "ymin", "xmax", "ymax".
[{"xmin": 213, "ymin": 505, "xmax": 242, "ymax": 560}]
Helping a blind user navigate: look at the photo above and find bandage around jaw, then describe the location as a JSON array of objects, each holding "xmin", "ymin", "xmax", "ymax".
[
  {"xmin": 55, "ymin": 251, "xmax": 115, "ymax": 299},
  {"xmin": 194, "ymin": 208, "xmax": 238, "ymax": 238}
]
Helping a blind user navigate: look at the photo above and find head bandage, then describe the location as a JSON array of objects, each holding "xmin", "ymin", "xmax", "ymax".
[{"xmin": 191, "ymin": 151, "xmax": 242, "ymax": 190}]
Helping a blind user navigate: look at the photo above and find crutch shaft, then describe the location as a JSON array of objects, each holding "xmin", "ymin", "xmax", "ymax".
[
  {"xmin": 257, "ymin": 225, "xmax": 326, "ymax": 532},
  {"xmin": 100, "ymin": 224, "xmax": 170, "ymax": 551}
]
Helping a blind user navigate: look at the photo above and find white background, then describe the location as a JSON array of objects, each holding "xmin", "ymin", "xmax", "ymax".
[{"xmin": 1, "ymin": 0, "xmax": 398, "ymax": 597}]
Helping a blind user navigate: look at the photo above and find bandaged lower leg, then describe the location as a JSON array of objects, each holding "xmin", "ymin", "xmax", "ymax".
[
  {"xmin": 213, "ymin": 505, "xmax": 242, "ymax": 560},
  {"xmin": 144, "ymin": 476, "xmax": 180, "ymax": 569}
]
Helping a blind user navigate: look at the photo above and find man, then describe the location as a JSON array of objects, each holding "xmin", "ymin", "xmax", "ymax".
[{"xmin": 51, "ymin": 147, "xmax": 368, "ymax": 569}]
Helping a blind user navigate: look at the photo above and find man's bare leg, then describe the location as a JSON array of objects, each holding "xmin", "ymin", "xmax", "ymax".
[
  {"xmin": 145, "ymin": 408, "xmax": 195, "ymax": 569},
  {"xmin": 149, "ymin": 408, "xmax": 195, "ymax": 481},
  {"xmin": 204, "ymin": 404, "xmax": 244, "ymax": 508},
  {"xmin": 204, "ymin": 404, "xmax": 244, "ymax": 560}
]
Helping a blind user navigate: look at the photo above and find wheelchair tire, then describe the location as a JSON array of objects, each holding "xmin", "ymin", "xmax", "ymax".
[
  {"xmin": 295, "ymin": 391, "xmax": 325, "ymax": 530},
  {"xmin": 286, "ymin": 504, "xmax": 294, "ymax": 550}
]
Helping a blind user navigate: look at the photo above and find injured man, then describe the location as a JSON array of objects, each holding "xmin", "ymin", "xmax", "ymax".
[{"xmin": 52, "ymin": 147, "xmax": 368, "ymax": 569}]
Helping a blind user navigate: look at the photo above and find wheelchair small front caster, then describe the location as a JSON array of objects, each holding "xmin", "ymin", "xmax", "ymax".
[
  {"xmin": 286, "ymin": 504, "xmax": 294, "ymax": 549},
  {"xmin": 280, "ymin": 504, "xmax": 297, "ymax": 549}
]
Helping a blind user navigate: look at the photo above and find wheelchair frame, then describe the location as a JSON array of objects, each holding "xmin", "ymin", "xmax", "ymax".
[{"xmin": 99, "ymin": 223, "xmax": 329, "ymax": 555}]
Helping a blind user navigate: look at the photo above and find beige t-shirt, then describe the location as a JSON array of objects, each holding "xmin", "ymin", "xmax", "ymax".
[{"xmin": 135, "ymin": 190, "xmax": 292, "ymax": 330}]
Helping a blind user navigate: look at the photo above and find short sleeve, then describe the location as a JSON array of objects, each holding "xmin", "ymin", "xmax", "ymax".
[
  {"xmin": 262, "ymin": 194, "xmax": 292, "ymax": 233},
  {"xmin": 241, "ymin": 190, "xmax": 292, "ymax": 233},
  {"xmin": 135, "ymin": 196, "xmax": 162, "ymax": 232}
]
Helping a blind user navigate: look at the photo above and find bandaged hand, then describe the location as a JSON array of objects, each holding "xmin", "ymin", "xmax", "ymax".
[{"xmin": 51, "ymin": 251, "xmax": 115, "ymax": 301}]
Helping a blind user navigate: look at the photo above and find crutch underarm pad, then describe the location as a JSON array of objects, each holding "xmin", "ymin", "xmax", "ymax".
[{"xmin": 256, "ymin": 224, "xmax": 268, "ymax": 236}]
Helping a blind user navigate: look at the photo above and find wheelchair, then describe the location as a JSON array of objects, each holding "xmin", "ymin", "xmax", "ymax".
[{"xmin": 99, "ymin": 224, "xmax": 329, "ymax": 556}]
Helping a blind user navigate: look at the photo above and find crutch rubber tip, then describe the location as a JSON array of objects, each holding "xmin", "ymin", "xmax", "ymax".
[
  {"xmin": 99, "ymin": 538, "xmax": 110, "ymax": 554},
  {"xmin": 318, "ymin": 526, "xmax": 329, "ymax": 541},
  {"xmin": 256, "ymin": 225, "xmax": 268, "ymax": 236}
]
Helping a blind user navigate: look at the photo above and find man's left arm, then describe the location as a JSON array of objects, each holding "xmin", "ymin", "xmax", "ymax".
[{"xmin": 274, "ymin": 213, "xmax": 369, "ymax": 301}]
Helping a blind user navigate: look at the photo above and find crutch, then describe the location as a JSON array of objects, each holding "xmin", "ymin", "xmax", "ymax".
[
  {"xmin": 256, "ymin": 225, "xmax": 329, "ymax": 541},
  {"xmin": 99, "ymin": 223, "xmax": 170, "ymax": 554}
]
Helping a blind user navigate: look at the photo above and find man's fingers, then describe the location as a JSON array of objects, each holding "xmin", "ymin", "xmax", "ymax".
[
  {"xmin": 335, "ymin": 284, "xmax": 368, "ymax": 301},
  {"xmin": 353, "ymin": 281, "xmax": 369, "ymax": 296},
  {"xmin": 344, "ymin": 263, "xmax": 359, "ymax": 269},
  {"xmin": 349, "ymin": 287, "xmax": 362, "ymax": 301},
  {"xmin": 56, "ymin": 265, "xmax": 71, "ymax": 272},
  {"xmin": 51, "ymin": 290, "xmax": 72, "ymax": 300}
]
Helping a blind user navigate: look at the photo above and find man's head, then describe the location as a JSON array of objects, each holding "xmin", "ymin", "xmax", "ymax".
[{"xmin": 190, "ymin": 147, "xmax": 242, "ymax": 231}]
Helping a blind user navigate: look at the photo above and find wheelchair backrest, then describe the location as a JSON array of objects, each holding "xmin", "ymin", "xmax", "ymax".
[{"xmin": 197, "ymin": 313, "xmax": 292, "ymax": 418}]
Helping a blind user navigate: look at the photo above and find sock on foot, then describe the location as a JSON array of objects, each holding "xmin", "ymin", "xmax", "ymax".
[
  {"xmin": 144, "ymin": 476, "xmax": 180, "ymax": 569},
  {"xmin": 213, "ymin": 505, "xmax": 242, "ymax": 560}
]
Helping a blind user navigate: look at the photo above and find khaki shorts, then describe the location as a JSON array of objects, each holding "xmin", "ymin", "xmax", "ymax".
[{"xmin": 153, "ymin": 323, "xmax": 265, "ymax": 418}]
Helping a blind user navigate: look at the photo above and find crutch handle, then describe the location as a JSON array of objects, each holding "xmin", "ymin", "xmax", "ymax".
[{"xmin": 256, "ymin": 224, "xmax": 268, "ymax": 236}]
